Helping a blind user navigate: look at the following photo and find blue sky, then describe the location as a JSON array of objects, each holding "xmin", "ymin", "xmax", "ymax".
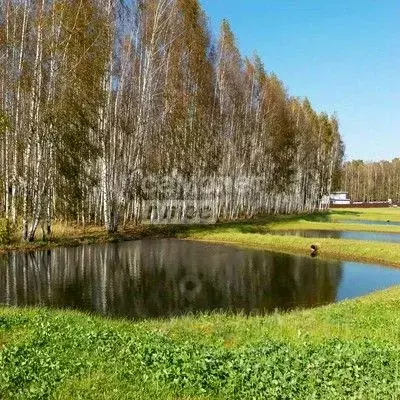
[{"xmin": 199, "ymin": 0, "xmax": 399, "ymax": 162}]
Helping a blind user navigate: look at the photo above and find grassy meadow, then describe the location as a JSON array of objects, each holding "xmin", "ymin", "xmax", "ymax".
[
  {"xmin": 1, "ymin": 207, "xmax": 400, "ymax": 399},
  {"xmin": 1, "ymin": 287, "xmax": 400, "ymax": 399}
]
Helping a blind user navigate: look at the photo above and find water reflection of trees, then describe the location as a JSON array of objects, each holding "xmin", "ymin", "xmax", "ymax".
[{"xmin": 0, "ymin": 240, "xmax": 343, "ymax": 319}]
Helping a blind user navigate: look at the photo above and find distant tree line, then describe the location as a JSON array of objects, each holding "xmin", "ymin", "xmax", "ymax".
[
  {"xmin": 0, "ymin": 0, "xmax": 343, "ymax": 240},
  {"xmin": 341, "ymin": 159, "xmax": 400, "ymax": 203}
]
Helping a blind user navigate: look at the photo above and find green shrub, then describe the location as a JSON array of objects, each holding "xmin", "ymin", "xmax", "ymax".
[{"xmin": 0, "ymin": 218, "xmax": 15, "ymax": 245}]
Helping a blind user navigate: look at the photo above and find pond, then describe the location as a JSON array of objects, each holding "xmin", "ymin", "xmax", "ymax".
[
  {"xmin": 1, "ymin": 239, "xmax": 400, "ymax": 320},
  {"xmin": 341, "ymin": 219, "xmax": 400, "ymax": 226},
  {"xmin": 273, "ymin": 230, "xmax": 400, "ymax": 243}
]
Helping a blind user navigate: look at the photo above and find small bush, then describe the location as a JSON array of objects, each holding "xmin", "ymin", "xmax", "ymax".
[{"xmin": 0, "ymin": 218, "xmax": 15, "ymax": 245}]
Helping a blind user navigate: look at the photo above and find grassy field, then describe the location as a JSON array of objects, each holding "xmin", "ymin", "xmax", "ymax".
[
  {"xmin": 328, "ymin": 207, "xmax": 400, "ymax": 222},
  {"xmin": 266, "ymin": 207, "xmax": 400, "ymax": 233},
  {"xmin": 1, "ymin": 286, "xmax": 400, "ymax": 399},
  {"xmin": 1, "ymin": 208, "xmax": 400, "ymax": 399}
]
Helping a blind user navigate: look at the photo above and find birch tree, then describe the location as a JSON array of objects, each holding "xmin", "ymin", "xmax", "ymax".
[{"xmin": 0, "ymin": 0, "xmax": 345, "ymax": 234}]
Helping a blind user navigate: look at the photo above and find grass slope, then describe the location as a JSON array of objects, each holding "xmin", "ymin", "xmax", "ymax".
[
  {"xmin": 1, "ymin": 287, "xmax": 400, "ymax": 399},
  {"xmin": 268, "ymin": 207, "xmax": 400, "ymax": 233},
  {"xmin": 180, "ymin": 209, "xmax": 400, "ymax": 267},
  {"xmin": 183, "ymin": 229, "xmax": 400, "ymax": 268}
]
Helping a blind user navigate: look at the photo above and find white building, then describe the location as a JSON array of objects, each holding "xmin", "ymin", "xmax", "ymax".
[{"xmin": 330, "ymin": 191, "xmax": 351, "ymax": 205}]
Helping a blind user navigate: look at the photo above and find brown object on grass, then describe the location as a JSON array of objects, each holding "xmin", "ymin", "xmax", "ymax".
[{"xmin": 310, "ymin": 244, "xmax": 318, "ymax": 257}]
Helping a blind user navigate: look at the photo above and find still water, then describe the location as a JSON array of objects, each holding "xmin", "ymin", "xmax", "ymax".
[
  {"xmin": 1, "ymin": 239, "xmax": 400, "ymax": 319},
  {"xmin": 341, "ymin": 219, "xmax": 400, "ymax": 227},
  {"xmin": 273, "ymin": 230, "xmax": 400, "ymax": 243}
]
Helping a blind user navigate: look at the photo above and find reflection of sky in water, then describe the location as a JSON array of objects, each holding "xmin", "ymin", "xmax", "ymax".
[
  {"xmin": 335, "ymin": 262, "xmax": 400, "ymax": 301},
  {"xmin": 273, "ymin": 230, "xmax": 400, "ymax": 243},
  {"xmin": 341, "ymin": 219, "xmax": 400, "ymax": 227},
  {"xmin": 340, "ymin": 231, "xmax": 400, "ymax": 243}
]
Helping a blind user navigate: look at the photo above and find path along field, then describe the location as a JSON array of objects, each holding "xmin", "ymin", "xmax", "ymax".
[{"xmin": 1, "ymin": 208, "xmax": 400, "ymax": 399}]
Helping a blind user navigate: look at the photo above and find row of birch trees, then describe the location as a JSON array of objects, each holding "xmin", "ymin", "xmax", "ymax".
[
  {"xmin": 0, "ymin": 0, "xmax": 344, "ymax": 240},
  {"xmin": 341, "ymin": 159, "xmax": 400, "ymax": 203}
]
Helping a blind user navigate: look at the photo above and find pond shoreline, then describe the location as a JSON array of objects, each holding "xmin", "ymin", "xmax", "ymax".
[
  {"xmin": 183, "ymin": 236, "xmax": 400, "ymax": 269},
  {"xmin": 0, "ymin": 224, "xmax": 182, "ymax": 255},
  {"xmin": 10, "ymin": 238, "xmax": 396, "ymax": 319},
  {"xmin": 2, "ymin": 228, "xmax": 400, "ymax": 269},
  {"xmin": 2, "ymin": 208, "xmax": 400, "ymax": 268}
]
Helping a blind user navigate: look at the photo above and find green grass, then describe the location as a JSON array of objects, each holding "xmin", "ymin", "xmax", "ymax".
[
  {"xmin": 266, "ymin": 208, "xmax": 400, "ymax": 233},
  {"xmin": 183, "ymin": 228, "xmax": 400, "ymax": 268},
  {"xmin": 329, "ymin": 207, "xmax": 400, "ymax": 222},
  {"xmin": 1, "ymin": 208, "xmax": 400, "ymax": 398},
  {"xmin": 269, "ymin": 220, "xmax": 400, "ymax": 233},
  {"xmin": 1, "ymin": 287, "xmax": 400, "ymax": 399},
  {"xmin": 179, "ymin": 208, "xmax": 400, "ymax": 267}
]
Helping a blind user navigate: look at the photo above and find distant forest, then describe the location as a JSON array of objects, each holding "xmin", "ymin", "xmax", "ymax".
[
  {"xmin": 341, "ymin": 159, "xmax": 400, "ymax": 203},
  {"xmin": 0, "ymin": 0, "xmax": 343, "ymax": 240}
]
